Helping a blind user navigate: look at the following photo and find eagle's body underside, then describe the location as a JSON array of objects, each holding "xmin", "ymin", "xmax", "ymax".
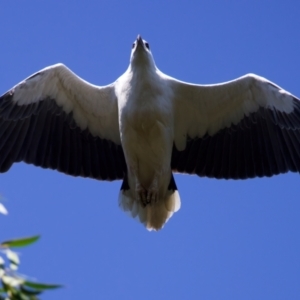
[
  {"xmin": 1, "ymin": 35, "xmax": 300, "ymax": 230},
  {"xmin": 117, "ymin": 62, "xmax": 180, "ymax": 230}
]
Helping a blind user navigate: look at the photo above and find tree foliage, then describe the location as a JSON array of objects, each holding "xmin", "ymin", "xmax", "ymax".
[{"xmin": 0, "ymin": 202, "xmax": 61, "ymax": 300}]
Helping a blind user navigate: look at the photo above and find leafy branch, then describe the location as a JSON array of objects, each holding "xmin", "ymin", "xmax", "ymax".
[{"xmin": 0, "ymin": 202, "xmax": 61, "ymax": 300}]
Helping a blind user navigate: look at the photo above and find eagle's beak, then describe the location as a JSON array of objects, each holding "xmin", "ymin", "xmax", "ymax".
[{"xmin": 136, "ymin": 35, "xmax": 143, "ymax": 47}]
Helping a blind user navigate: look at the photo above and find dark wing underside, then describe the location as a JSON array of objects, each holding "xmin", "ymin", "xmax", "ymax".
[
  {"xmin": 171, "ymin": 100, "xmax": 300, "ymax": 179},
  {"xmin": 0, "ymin": 93, "xmax": 126, "ymax": 180}
]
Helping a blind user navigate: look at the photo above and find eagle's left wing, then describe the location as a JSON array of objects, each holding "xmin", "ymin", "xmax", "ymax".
[{"xmin": 170, "ymin": 73, "xmax": 300, "ymax": 179}]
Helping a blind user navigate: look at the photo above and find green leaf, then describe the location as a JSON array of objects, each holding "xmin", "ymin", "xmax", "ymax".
[
  {"xmin": 1, "ymin": 236, "xmax": 40, "ymax": 249},
  {"xmin": 20, "ymin": 286, "xmax": 42, "ymax": 296},
  {"xmin": 23, "ymin": 281, "xmax": 62, "ymax": 291}
]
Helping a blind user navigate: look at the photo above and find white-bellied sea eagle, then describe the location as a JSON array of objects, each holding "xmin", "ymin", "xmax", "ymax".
[{"xmin": 1, "ymin": 35, "xmax": 300, "ymax": 230}]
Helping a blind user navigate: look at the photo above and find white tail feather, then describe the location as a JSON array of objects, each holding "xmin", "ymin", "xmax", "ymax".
[{"xmin": 119, "ymin": 190, "xmax": 181, "ymax": 231}]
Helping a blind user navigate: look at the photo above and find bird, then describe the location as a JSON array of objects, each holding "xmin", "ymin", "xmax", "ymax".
[{"xmin": 1, "ymin": 35, "xmax": 300, "ymax": 231}]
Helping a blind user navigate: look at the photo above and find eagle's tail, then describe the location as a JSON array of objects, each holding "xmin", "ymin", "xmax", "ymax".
[{"xmin": 118, "ymin": 174, "xmax": 181, "ymax": 231}]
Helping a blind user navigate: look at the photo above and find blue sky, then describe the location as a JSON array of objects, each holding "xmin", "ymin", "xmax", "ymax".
[{"xmin": 1, "ymin": 1, "xmax": 300, "ymax": 299}]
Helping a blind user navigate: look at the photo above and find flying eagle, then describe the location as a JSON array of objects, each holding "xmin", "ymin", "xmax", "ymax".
[{"xmin": 1, "ymin": 35, "xmax": 300, "ymax": 230}]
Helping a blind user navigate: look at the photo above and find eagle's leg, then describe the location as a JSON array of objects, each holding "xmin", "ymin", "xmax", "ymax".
[
  {"xmin": 132, "ymin": 168, "xmax": 160, "ymax": 206},
  {"xmin": 136, "ymin": 181, "xmax": 148, "ymax": 206},
  {"xmin": 147, "ymin": 175, "xmax": 159, "ymax": 204},
  {"xmin": 129, "ymin": 166, "xmax": 147, "ymax": 206},
  {"xmin": 147, "ymin": 167, "xmax": 169, "ymax": 205}
]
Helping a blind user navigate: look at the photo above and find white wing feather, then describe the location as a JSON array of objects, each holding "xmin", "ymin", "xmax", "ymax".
[
  {"xmin": 169, "ymin": 73, "xmax": 295, "ymax": 150},
  {"xmin": 10, "ymin": 63, "xmax": 120, "ymax": 144}
]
